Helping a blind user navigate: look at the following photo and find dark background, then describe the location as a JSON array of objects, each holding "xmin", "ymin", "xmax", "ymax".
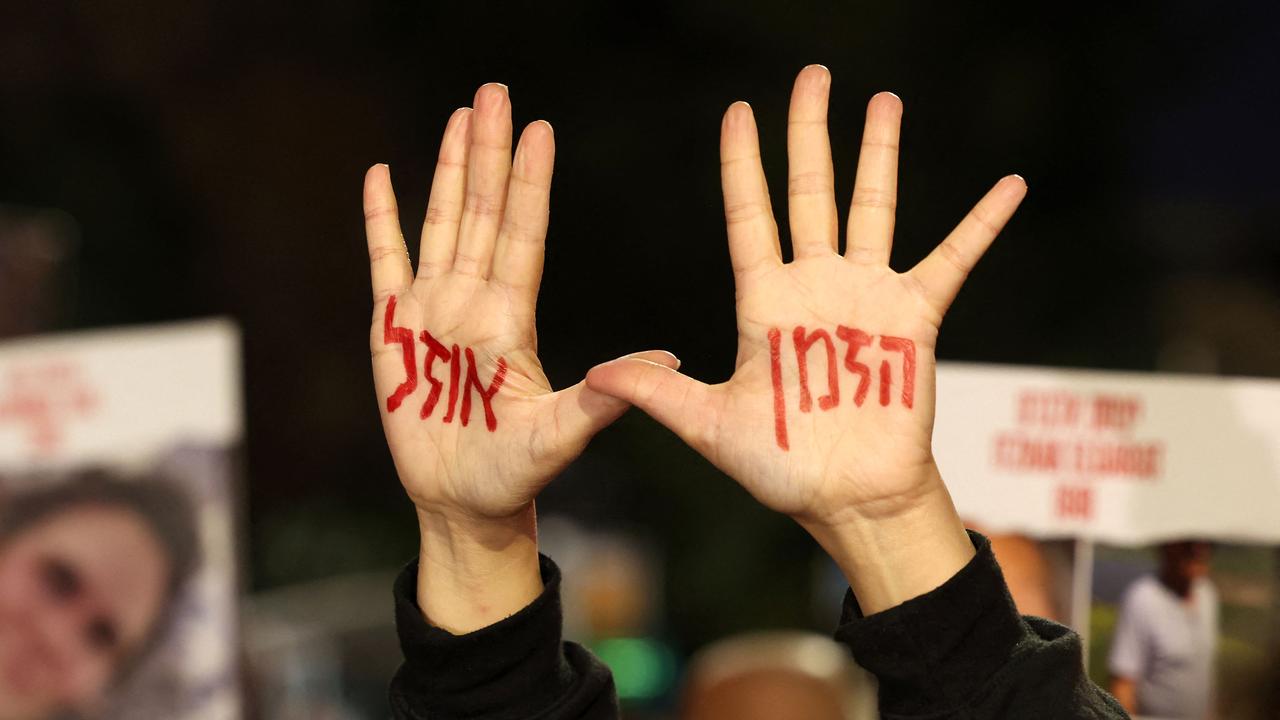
[{"xmin": 1, "ymin": 0, "xmax": 1278, "ymax": 654}]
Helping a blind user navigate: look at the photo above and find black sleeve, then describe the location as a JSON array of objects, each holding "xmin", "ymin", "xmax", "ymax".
[
  {"xmin": 834, "ymin": 531, "xmax": 1130, "ymax": 720},
  {"xmin": 389, "ymin": 554, "xmax": 619, "ymax": 719}
]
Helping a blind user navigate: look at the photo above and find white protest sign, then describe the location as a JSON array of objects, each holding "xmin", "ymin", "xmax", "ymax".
[
  {"xmin": 0, "ymin": 319, "xmax": 240, "ymax": 471},
  {"xmin": 935, "ymin": 362, "xmax": 1280, "ymax": 545}
]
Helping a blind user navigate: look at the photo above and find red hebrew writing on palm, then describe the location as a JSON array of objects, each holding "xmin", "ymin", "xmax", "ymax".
[
  {"xmin": 383, "ymin": 298, "xmax": 508, "ymax": 432},
  {"xmin": 383, "ymin": 295, "xmax": 417, "ymax": 413},
  {"xmin": 769, "ymin": 325, "xmax": 916, "ymax": 450}
]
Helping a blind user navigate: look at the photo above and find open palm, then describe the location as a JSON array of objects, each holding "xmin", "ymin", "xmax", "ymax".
[
  {"xmin": 587, "ymin": 66, "xmax": 1026, "ymax": 527},
  {"xmin": 364, "ymin": 84, "xmax": 674, "ymax": 521}
]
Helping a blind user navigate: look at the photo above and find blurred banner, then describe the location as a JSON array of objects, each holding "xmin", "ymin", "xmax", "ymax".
[
  {"xmin": 0, "ymin": 321, "xmax": 242, "ymax": 719},
  {"xmin": 936, "ymin": 362, "xmax": 1280, "ymax": 544}
]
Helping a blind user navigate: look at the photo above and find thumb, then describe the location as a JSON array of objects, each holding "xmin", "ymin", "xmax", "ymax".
[
  {"xmin": 584, "ymin": 354, "xmax": 717, "ymax": 451},
  {"xmin": 549, "ymin": 351, "xmax": 682, "ymax": 445}
]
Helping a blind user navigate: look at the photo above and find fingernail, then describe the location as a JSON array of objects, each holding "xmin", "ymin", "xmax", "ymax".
[
  {"xmin": 725, "ymin": 101, "xmax": 752, "ymax": 126},
  {"xmin": 447, "ymin": 108, "xmax": 470, "ymax": 137},
  {"xmin": 803, "ymin": 64, "xmax": 831, "ymax": 84},
  {"xmin": 661, "ymin": 350, "xmax": 681, "ymax": 367},
  {"xmin": 477, "ymin": 83, "xmax": 508, "ymax": 109}
]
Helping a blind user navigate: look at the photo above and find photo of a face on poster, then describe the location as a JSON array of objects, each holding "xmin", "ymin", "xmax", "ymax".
[{"xmin": 0, "ymin": 323, "xmax": 242, "ymax": 720}]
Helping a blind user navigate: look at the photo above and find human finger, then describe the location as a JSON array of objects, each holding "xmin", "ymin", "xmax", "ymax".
[
  {"xmin": 721, "ymin": 101, "xmax": 782, "ymax": 279},
  {"xmin": 584, "ymin": 356, "xmax": 718, "ymax": 454},
  {"xmin": 454, "ymin": 83, "xmax": 513, "ymax": 277},
  {"xmin": 786, "ymin": 65, "xmax": 838, "ymax": 259},
  {"xmin": 491, "ymin": 120, "xmax": 554, "ymax": 313},
  {"xmin": 845, "ymin": 92, "xmax": 903, "ymax": 266},
  {"xmin": 364, "ymin": 164, "xmax": 412, "ymax": 301},
  {"xmin": 908, "ymin": 175, "xmax": 1027, "ymax": 314},
  {"xmin": 417, "ymin": 107, "xmax": 472, "ymax": 278}
]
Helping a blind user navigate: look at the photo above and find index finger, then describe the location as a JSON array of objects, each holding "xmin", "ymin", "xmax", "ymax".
[
  {"xmin": 721, "ymin": 102, "xmax": 782, "ymax": 279},
  {"xmin": 364, "ymin": 164, "xmax": 413, "ymax": 302}
]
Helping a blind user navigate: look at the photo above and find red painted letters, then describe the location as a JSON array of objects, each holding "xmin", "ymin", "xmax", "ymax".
[
  {"xmin": 793, "ymin": 327, "xmax": 839, "ymax": 412},
  {"xmin": 382, "ymin": 296, "xmax": 507, "ymax": 432},
  {"xmin": 442, "ymin": 344, "xmax": 462, "ymax": 423},
  {"xmin": 383, "ymin": 295, "xmax": 417, "ymax": 413},
  {"xmin": 878, "ymin": 359, "xmax": 891, "ymax": 407},
  {"xmin": 768, "ymin": 325, "xmax": 918, "ymax": 451},
  {"xmin": 879, "ymin": 336, "xmax": 916, "ymax": 409},
  {"xmin": 461, "ymin": 348, "xmax": 508, "ymax": 431},
  {"xmin": 836, "ymin": 326, "xmax": 873, "ymax": 407},
  {"xmin": 768, "ymin": 328, "xmax": 789, "ymax": 451},
  {"xmin": 418, "ymin": 329, "xmax": 450, "ymax": 420}
]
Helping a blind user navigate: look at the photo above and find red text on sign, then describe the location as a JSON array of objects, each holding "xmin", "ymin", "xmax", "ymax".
[
  {"xmin": 0, "ymin": 363, "xmax": 99, "ymax": 455},
  {"xmin": 1055, "ymin": 485, "xmax": 1094, "ymax": 520},
  {"xmin": 1091, "ymin": 394, "xmax": 1141, "ymax": 431}
]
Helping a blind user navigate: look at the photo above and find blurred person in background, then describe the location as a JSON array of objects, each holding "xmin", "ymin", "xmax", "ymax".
[
  {"xmin": 1108, "ymin": 541, "xmax": 1217, "ymax": 719},
  {"xmin": 680, "ymin": 632, "xmax": 877, "ymax": 720},
  {"xmin": 0, "ymin": 471, "xmax": 200, "ymax": 720}
]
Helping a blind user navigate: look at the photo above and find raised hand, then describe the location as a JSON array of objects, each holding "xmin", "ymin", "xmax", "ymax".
[
  {"xmin": 364, "ymin": 84, "xmax": 675, "ymax": 630},
  {"xmin": 585, "ymin": 66, "xmax": 1026, "ymax": 612}
]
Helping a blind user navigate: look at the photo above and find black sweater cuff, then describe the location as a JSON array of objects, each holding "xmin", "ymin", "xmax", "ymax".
[
  {"xmin": 834, "ymin": 531, "xmax": 1027, "ymax": 717},
  {"xmin": 389, "ymin": 554, "xmax": 614, "ymax": 719}
]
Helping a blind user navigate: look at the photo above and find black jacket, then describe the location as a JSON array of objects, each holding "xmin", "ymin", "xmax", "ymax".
[{"xmin": 389, "ymin": 532, "xmax": 1128, "ymax": 719}]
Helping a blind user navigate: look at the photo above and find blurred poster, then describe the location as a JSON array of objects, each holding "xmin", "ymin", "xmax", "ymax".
[
  {"xmin": 0, "ymin": 321, "xmax": 242, "ymax": 719},
  {"xmin": 934, "ymin": 363, "xmax": 1280, "ymax": 544}
]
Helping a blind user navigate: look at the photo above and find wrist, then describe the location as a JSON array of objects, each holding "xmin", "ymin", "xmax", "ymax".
[
  {"xmin": 415, "ymin": 503, "xmax": 544, "ymax": 634},
  {"xmin": 800, "ymin": 463, "xmax": 975, "ymax": 615}
]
